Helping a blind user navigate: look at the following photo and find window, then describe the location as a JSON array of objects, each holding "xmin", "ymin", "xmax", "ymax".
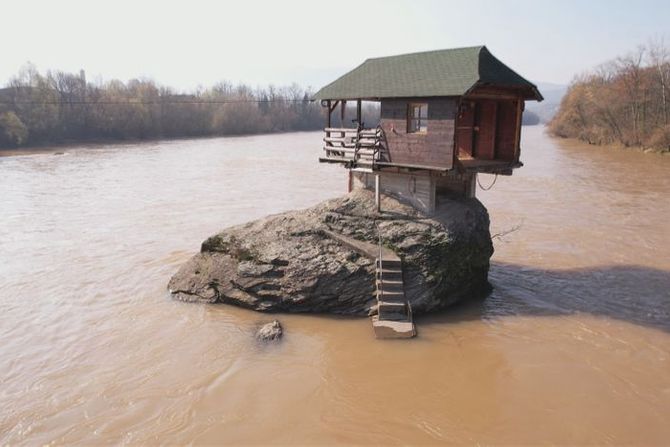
[{"xmin": 407, "ymin": 103, "xmax": 428, "ymax": 133}]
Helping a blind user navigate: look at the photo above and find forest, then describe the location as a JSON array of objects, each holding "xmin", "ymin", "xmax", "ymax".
[
  {"xmin": 0, "ymin": 64, "xmax": 325, "ymax": 148},
  {"xmin": 549, "ymin": 42, "xmax": 670, "ymax": 152}
]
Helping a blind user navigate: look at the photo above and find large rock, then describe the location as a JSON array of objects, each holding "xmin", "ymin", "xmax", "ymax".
[
  {"xmin": 168, "ymin": 190, "xmax": 493, "ymax": 315},
  {"xmin": 256, "ymin": 320, "xmax": 283, "ymax": 341}
]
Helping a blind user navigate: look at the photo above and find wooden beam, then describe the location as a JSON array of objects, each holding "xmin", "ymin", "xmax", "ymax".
[
  {"xmin": 340, "ymin": 100, "xmax": 346, "ymax": 126},
  {"xmin": 514, "ymin": 97, "xmax": 523, "ymax": 161},
  {"xmin": 324, "ymin": 127, "xmax": 358, "ymax": 133},
  {"xmin": 328, "ymin": 100, "xmax": 339, "ymax": 114},
  {"xmin": 492, "ymin": 101, "xmax": 499, "ymax": 159},
  {"xmin": 374, "ymin": 161, "xmax": 450, "ymax": 172}
]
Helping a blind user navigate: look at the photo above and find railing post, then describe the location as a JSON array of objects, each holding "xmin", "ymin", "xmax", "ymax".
[
  {"xmin": 375, "ymin": 174, "xmax": 380, "ymax": 212},
  {"xmin": 377, "ymin": 222, "xmax": 383, "ymax": 316},
  {"xmin": 325, "ymin": 100, "xmax": 331, "ymax": 157},
  {"xmin": 354, "ymin": 127, "xmax": 360, "ymax": 162}
]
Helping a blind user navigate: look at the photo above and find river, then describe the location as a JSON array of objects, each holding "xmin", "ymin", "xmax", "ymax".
[{"xmin": 1, "ymin": 127, "xmax": 669, "ymax": 444}]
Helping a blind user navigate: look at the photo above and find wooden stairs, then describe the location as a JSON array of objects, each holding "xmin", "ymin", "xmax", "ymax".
[
  {"xmin": 323, "ymin": 229, "xmax": 416, "ymax": 339},
  {"xmin": 372, "ymin": 253, "xmax": 416, "ymax": 339}
]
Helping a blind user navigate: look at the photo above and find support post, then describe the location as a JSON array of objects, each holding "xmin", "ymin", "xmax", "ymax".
[
  {"xmin": 356, "ymin": 99, "xmax": 362, "ymax": 128},
  {"xmin": 340, "ymin": 100, "xmax": 346, "ymax": 126},
  {"xmin": 326, "ymin": 100, "xmax": 331, "ymax": 129},
  {"xmin": 375, "ymin": 174, "xmax": 381, "ymax": 212},
  {"xmin": 467, "ymin": 173, "xmax": 477, "ymax": 198},
  {"xmin": 514, "ymin": 97, "xmax": 523, "ymax": 162}
]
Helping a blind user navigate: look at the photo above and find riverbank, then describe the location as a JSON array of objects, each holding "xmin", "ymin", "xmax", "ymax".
[
  {"xmin": 536, "ymin": 123, "xmax": 670, "ymax": 155},
  {"xmin": 548, "ymin": 134, "xmax": 670, "ymax": 154}
]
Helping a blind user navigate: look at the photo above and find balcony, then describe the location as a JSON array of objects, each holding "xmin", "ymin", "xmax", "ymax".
[{"xmin": 319, "ymin": 127, "xmax": 386, "ymax": 169}]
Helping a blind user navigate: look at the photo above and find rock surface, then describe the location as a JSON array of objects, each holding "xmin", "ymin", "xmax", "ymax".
[
  {"xmin": 256, "ymin": 320, "xmax": 283, "ymax": 341},
  {"xmin": 168, "ymin": 189, "xmax": 493, "ymax": 315}
]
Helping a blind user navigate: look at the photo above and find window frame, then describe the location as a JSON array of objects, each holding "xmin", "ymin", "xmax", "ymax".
[{"xmin": 407, "ymin": 102, "xmax": 428, "ymax": 133}]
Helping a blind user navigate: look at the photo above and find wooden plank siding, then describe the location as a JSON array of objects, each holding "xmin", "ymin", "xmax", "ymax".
[
  {"xmin": 352, "ymin": 171, "xmax": 436, "ymax": 214},
  {"xmin": 455, "ymin": 102, "xmax": 476, "ymax": 158},
  {"xmin": 455, "ymin": 93, "xmax": 524, "ymax": 164},
  {"xmin": 379, "ymin": 98, "xmax": 456, "ymax": 171},
  {"xmin": 495, "ymin": 100, "xmax": 518, "ymax": 161},
  {"xmin": 474, "ymin": 100, "xmax": 497, "ymax": 160}
]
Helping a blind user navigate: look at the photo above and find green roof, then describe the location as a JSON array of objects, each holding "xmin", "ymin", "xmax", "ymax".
[{"xmin": 313, "ymin": 46, "xmax": 542, "ymax": 101}]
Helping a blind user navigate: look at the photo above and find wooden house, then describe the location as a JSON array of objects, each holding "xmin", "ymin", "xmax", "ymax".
[{"xmin": 313, "ymin": 46, "xmax": 543, "ymax": 214}]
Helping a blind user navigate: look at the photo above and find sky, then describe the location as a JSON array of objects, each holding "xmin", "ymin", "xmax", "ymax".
[{"xmin": 2, "ymin": 0, "xmax": 669, "ymax": 92}]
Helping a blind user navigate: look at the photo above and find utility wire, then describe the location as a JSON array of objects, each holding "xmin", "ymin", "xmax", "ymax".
[
  {"xmin": 477, "ymin": 173, "xmax": 498, "ymax": 191},
  {"xmin": 0, "ymin": 98, "xmax": 316, "ymax": 105}
]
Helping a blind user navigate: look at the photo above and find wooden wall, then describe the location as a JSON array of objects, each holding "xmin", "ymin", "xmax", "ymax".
[
  {"xmin": 435, "ymin": 172, "xmax": 476, "ymax": 198},
  {"xmin": 379, "ymin": 98, "xmax": 456, "ymax": 170},
  {"xmin": 474, "ymin": 100, "xmax": 497, "ymax": 160},
  {"xmin": 462, "ymin": 86, "xmax": 524, "ymax": 163},
  {"xmin": 495, "ymin": 100, "xmax": 518, "ymax": 161},
  {"xmin": 352, "ymin": 171, "xmax": 436, "ymax": 214}
]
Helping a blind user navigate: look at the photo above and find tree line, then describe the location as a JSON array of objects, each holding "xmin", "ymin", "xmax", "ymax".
[
  {"xmin": 549, "ymin": 41, "xmax": 670, "ymax": 152},
  {"xmin": 0, "ymin": 64, "xmax": 326, "ymax": 148}
]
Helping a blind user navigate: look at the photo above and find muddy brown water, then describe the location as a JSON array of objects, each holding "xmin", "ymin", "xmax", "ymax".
[{"xmin": 1, "ymin": 127, "xmax": 669, "ymax": 444}]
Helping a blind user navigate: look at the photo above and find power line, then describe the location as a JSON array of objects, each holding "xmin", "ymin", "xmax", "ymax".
[{"xmin": 0, "ymin": 98, "xmax": 316, "ymax": 105}]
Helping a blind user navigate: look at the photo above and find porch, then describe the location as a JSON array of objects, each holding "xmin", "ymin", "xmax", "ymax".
[{"xmin": 319, "ymin": 126, "xmax": 386, "ymax": 169}]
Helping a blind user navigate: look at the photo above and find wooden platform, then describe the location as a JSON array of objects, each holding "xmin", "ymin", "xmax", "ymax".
[
  {"xmin": 323, "ymin": 229, "xmax": 398, "ymax": 261},
  {"xmin": 370, "ymin": 316, "xmax": 416, "ymax": 338},
  {"xmin": 456, "ymin": 156, "xmax": 521, "ymax": 174}
]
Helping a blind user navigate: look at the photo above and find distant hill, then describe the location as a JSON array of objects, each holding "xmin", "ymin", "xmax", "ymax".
[{"xmin": 525, "ymin": 81, "xmax": 567, "ymax": 124}]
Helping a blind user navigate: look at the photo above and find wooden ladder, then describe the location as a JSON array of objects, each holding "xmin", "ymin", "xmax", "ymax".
[
  {"xmin": 371, "ymin": 233, "xmax": 416, "ymax": 339},
  {"xmin": 321, "ymin": 228, "xmax": 416, "ymax": 339}
]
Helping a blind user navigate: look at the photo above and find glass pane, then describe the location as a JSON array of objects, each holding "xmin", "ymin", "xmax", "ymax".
[
  {"xmin": 412, "ymin": 106, "xmax": 420, "ymax": 118},
  {"xmin": 420, "ymin": 104, "xmax": 428, "ymax": 119}
]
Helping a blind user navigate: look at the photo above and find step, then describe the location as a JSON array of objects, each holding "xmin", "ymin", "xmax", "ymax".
[
  {"xmin": 376, "ymin": 266, "xmax": 402, "ymax": 274},
  {"xmin": 377, "ymin": 283, "xmax": 404, "ymax": 294},
  {"xmin": 378, "ymin": 304, "xmax": 410, "ymax": 321},
  {"xmin": 377, "ymin": 283, "xmax": 404, "ymax": 293},
  {"xmin": 379, "ymin": 311, "xmax": 411, "ymax": 322},
  {"xmin": 376, "ymin": 270, "xmax": 403, "ymax": 282},
  {"xmin": 371, "ymin": 316, "xmax": 416, "ymax": 339},
  {"xmin": 377, "ymin": 290, "xmax": 405, "ymax": 300},
  {"xmin": 378, "ymin": 298, "xmax": 406, "ymax": 307},
  {"xmin": 376, "ymin": 278, "xmax": 403, "ymax": 287},
  {"xmin": 376, "ymin": 259, "xmax": 402, "ymax": 268},
  {"xmin": 377, "ymin": 303, "xmax": 406, "ymax": 314}
]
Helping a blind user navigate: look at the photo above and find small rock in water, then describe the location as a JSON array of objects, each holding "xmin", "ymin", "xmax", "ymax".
[{"xmin": 256, "ymin": 320, "xmax": 283, "ymax": 341}]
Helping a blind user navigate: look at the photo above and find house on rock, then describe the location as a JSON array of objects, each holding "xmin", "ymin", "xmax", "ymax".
[{"xmin": 313, "ymin": 46, "xmax": 543, "ymax": 214}]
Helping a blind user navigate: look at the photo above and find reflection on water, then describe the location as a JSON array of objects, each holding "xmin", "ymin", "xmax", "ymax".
[{"xmin": 1, "ymin": 128, "xmax": 669, "ymax": 444}]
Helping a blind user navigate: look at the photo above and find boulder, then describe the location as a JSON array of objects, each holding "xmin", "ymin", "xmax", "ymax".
[
  {"xmin": 168, "ymin": 189, "xmax": 493, "ymax": 315},
  {"xmin": 256, "ymin": 320, "xmax": 283, "ymax": 341}
]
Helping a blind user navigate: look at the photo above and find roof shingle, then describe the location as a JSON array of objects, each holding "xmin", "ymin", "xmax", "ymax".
[{"xmin": 313, "ymin": 46, "xmax": 542, "ymax": 101}]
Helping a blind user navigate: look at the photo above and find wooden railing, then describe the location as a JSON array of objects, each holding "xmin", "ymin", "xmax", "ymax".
[
  {"xmin": 376, "ymin": 221, "xmax": 383, "ymax": 304},
  {"xmin": 323, "ymin": 126, "xmax": 384, "ymax": 165}
]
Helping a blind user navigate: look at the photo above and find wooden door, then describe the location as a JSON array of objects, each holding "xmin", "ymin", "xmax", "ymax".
[
  {"xmin": 455, "ymin": 102, "xmax": 476, "ymax": 158},
  {"xmin": 474, "ymin": 100, "xmax": 497, "ymax": 160},
  {"xmin": 495, "ymin": 100, "xmax": 518, "ymax": 161}
]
